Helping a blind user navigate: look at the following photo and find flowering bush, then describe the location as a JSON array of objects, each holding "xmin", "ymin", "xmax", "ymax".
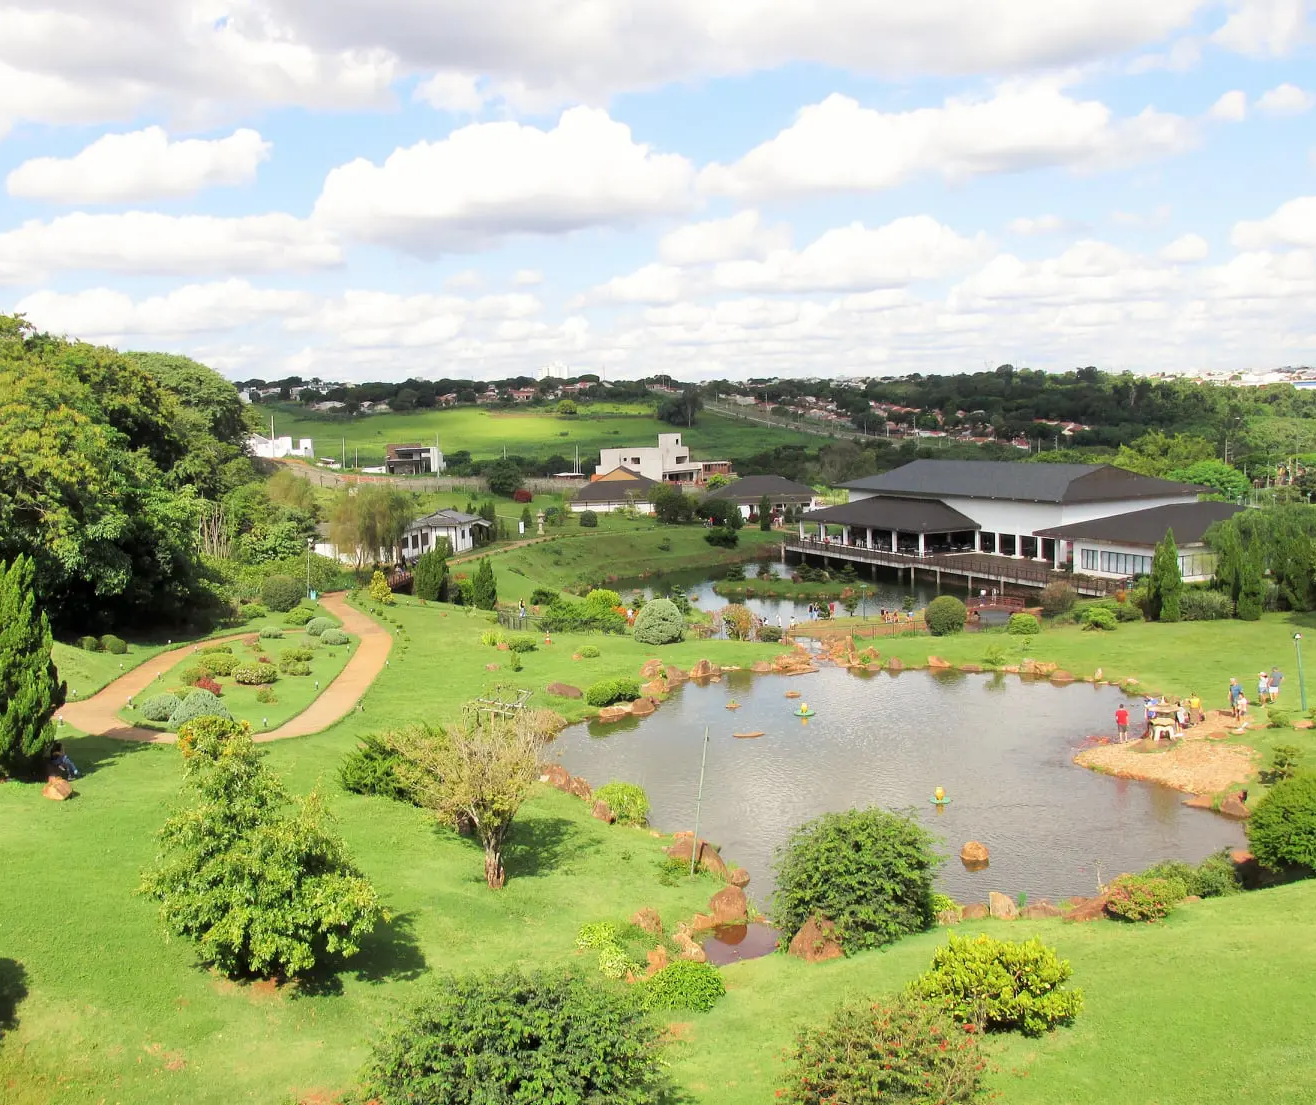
[
  {"xmin": 192, "ymin": 675, "xmax": 223, "ymax": 697},
  {"xmin": 233, "ymin": 663, "xmax": 278, "ymax": 686}
]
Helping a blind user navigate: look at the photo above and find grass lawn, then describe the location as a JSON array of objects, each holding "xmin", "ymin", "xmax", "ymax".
[
  {"xmin": 115, "ymin": 630, "xmax": 357, "ymax": 732},
  {"xmin": 269, "ymin": 402, "xmax": 819, "ymax": 468}
]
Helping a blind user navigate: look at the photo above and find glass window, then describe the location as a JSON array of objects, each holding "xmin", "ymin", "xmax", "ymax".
[{"xmin": 1080, "ymin": 548, "xmax": 1098, "ymax": 571}]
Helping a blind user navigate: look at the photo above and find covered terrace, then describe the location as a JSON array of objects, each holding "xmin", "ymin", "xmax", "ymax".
[{"xmin": 797, "ymin": 497, "xmax": 979, "ymax": 557}]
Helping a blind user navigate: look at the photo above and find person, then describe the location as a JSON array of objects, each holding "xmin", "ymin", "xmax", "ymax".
[
  {"xmin": 1187, "ymin": 691, "xmax": 1202, "ymax": 725},
  {"xmin": 1175, "ymin": 699, "xmax": 1189, "ymax": 731},
  {"xmin": 48, "ymin": 742, "xmax": 79, "ymax": 780},
  {"xmin": 518, "ymin": 599, "xmax": 526, "ymax": 618},
  {"xmin": 1235, "ymin": 692, "xmax": 1248, "ymax": 724},
  {"xmin": 1144, "ymin": 696, "xmax": 1157, "ymax": 738},
  {"xmin": 1115, "ymin": 702, "xmax": 1130, "ymax": 743},
  {"xmin": 1257, "ymin": 671, "xmax": 1270, "ymax": 705},
  {"xmin": 776, "ymin": 614, "xmax": 782, "ymax": 629},
  {"xmin": 829, "ymin": 601, "xmax": 836, "ymax": 618},
  {"xmin": 788, "ymin": 615, "xmax": 796, "ymax": 631},
  {"xmin": 1228, "ymin": 677, "xmax": 1242, "ymax": 711},
  {"xmin": 1269, "ymin": 667, "xmax": 1284, "ymax": 704}
]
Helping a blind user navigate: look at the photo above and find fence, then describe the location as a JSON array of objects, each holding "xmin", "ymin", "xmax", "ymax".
[{"xmin": 276, "ymin": 460, "xmax": 584, "ymax": 496}]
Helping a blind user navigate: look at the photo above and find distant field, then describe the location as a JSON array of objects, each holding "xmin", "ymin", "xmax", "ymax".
[{"xmin": 267, "ymin": 402, "xmax": 820, "ymax": 467}]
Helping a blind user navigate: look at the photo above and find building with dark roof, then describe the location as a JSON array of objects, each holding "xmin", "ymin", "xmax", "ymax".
[
  {"xmin": 703, "ymin": 475, "xmax": 818, "ymax": 519},
  {"xmin": 401, "ymin": 509, "xmax": 489, "ymax": 555},
  {"xmin": 569, "ymin": 466, "xmax": 658, "ymax": 513},
  {"xmin": 385, "ymin": 443, "xmax": 444, "ymax": 475}
]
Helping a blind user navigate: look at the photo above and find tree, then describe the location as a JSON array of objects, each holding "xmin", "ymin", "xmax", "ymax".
[
  {"xmin": 703, "ymin": 498, "xmax": 743, "ymax": 530},
  {"xmin": 633, "ymin": 598, "xmax": 684, "ymax": 644},
  {"xmin": 758, "ymin": 493, "xmax": 773, "ymax": 531},
  {"xmin": 485, "ymin": 459, "xmax": 524, "ymax": 497},
  {"xmin": 1247, "ymin": 774, "xmax": 1316, "ymax": 871},
  {"xmin": 705, "ymin": 473, "xmax": 731, "ymax": 489},
  {"xmin": 329, "ymin": 486, "xmax": 415, "ymax": 569},
  {"xmin": 556, "ymin": 399, "xmax": 577, "ymax": 416},
  {"xmin": 651, "ymin": 483, "xmax": 695, "ymax": 524},
  {"xmin": 1148, "ymin": 529, "xmax": 1183, "ymax": 621},
  {"xmin": 392, "ymin": 716, "xmax": 547, "ymax": 888},
  {"xmin": 1167, "ymin": 459, "xmax": 1249, "ymax": 501},
  {"xmin": 472, "ymin": 558, "xmax": 498, "ymax": 610},
  {"xmin": 0, "ymin": 556, "xmax": 66, "ymax": 776},
  {"xmin": 139, "ymin": 719, "xmax": 383, "ymax": 978},
  {"xmin": 719, "ymin": 604, "xmax": 754, "ymax": 640},
  {"xmin": 1236, "ymin": 539, "xmax": 1265, "ymax": 620},
  {"xmin": 413, "ymin": 545, "xmax": 450, "ymax": 602},
  {"xmin": 657, "ymin": 389, "xmax": 702, "ymax": 426}
]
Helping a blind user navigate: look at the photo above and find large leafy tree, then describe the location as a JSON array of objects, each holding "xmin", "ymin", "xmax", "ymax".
[
  {"xmin": 1148, "ymin": 529, "xmax": 1183, "ymax": 622},
  {"xmin": 0, "ymin": 556, "xmax": 66, "ymax": 776},
  {"xmin": 329, "ymin": 485, "xmax": 415, "ymax": 568}
]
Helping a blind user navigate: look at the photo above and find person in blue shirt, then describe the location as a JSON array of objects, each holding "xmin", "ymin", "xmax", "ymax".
[{"xmin": 1269, "ymin": 668, "xmax": 1284, "ymax": 704}]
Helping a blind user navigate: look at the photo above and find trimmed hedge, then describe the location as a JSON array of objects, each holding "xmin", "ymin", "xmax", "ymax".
[
  {"xmin": 258, "ymin": 626, "xmax": 284, "ymax": 640},
  {"xmin": 78, "ymin": 635, "xmax": 101, "ymax": 651},
  {"xmin": 100, "ymin": 634, "xmax": 128, "ymax": 654},
  {"xmin": 199, "ymin": 645, "xmax": 233, "ymax": 655},
  {"xmin": 925, "ymin": 595, "xmax": 967, "ymax": 636},
  {"xmin": 306, "ymin": 617, "xmax": 336, "ymax": 637},
  {"xmin": 233, "ymin": 663, "xmax": 278, "ymax": 685},
  {"xmin": 585, "ymin": 678, "xmax": 642, "ymax": 707},
  {"xmin": 167, "ymin": 689, "xmax": 232, "ymax": 729},
  {"xmin": 632, "ymin": 598, "xmax": 684, "ymax": 645},
  {"xmin": 283, "ymin": 605, "xmax": 316, "ymax": 626},
  {"xmin": 321, "ymin": 628, "xmax": 350, "ymax": 646},
  {"xmin": 141, "ymin": 693, "xmax": 181, "ymax": 723},
  {"xmin": 260, "ymin": 574, "xmax": 303, "ymax": 612},
  {"xmin": 506, "ymin": 635, "xmax": 539, "ymax": 653},
  {"xmin": 1007, "ymin": 612, "xmax": 1040, "ymax": 635},
  {"xmin": 199, "ymin": 653, "xmax": 240, "ymax": 677}
]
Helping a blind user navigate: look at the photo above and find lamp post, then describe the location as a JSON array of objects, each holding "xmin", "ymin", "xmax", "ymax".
[
  {"xmin": 306, "ymin": 536, "xmax": 314, "ymax": 599},
  {"xmin": 1295, "ymin": 633, "xmax": 1307, "ymax": 712}
]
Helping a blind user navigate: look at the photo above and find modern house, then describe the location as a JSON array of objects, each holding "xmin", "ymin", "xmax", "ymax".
[
  {"xmin": 704, "ymin": 474, "xmax": 819, "ymax": 520},
  {"xmin": 597, "ymin": 433, "xmax": 730, "ymax": 485},
  {"xmin": 385, "ymin": 444, "xmax": 444, "ymax": 476},
  {"xmin": 399, "ymin": 509, "xmax": 489, "ymax": 557},
  {"xmin": 570, "ymin": 467, "xmax": 657, "ymax": 513},
  {"xmin": 248, "ymin": 433, "xmax": 313, "ymax": 459},
  {"xmin": 1035, "ymin": 501, "xmax": 1243, "ymax": 582}
]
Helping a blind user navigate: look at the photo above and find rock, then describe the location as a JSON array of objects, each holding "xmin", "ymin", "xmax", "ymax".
[
  {"xmin": 1219, "ymin": 795, "xmax": 1251, "ymax": 819},
  {"xmin": 729, "ymin": 867, "xmax": 751, "ymax": 889},
  {"xmin": 788, "ymin": 915, "xmax": 844, "ymax": 963},
  {"xmin": 960, "ymin": 841, "xmax": 990, "ymax": 864},
  {"xmin": 1050, "ymin": 669, "xmax": 1075, "ymax": 683},
  {"xmin": 597, "ymin": 705, "xmax": 630, "ymax": 723},
  {"xmin": 1021, "ymin": 901, "xmax": 1063, "ymax": 920},
  {"xmin": 672, "ymin": 928, "xmax": 707, "ymax": 963},
  {"xmin": 751, "ymin": 661, "xmax": 773, "ymax": 673},
  {"xmin": 665, "ymin": 665, "xmax": 689, "ymax": 687},
  {"xmin": 592, "ymin": 799, "xmax": 616, "ymax": 824},
  {"xmin": 1295, "ymin": 719, "xmax": 1315, "ymax": 730},
  {"xmin": 1035, "ymin": 661, "xmax": 1057, "ymax": 675},
  {"xmin": 496, "ymin": 641, "xmax": 510, "ymax": 651},
  {"xmin": 545, "ymin": 682, "xmax": 582, "ymax": 699},
  {"xmin": 42, "ymin": 777, "xmax": 73, "ymax": 801},
  {"xmin": 708, "ymin": 885, "xmax": 748, "ymax": 926},
  {"xmin": 961, "ymin": 903, "xmax": 988, "ymax": 920},
  {"xmin": 640, "ymin": 658, "xmax": 665, "ymax": 679},
  {"xmin": 689, "ymin": 659, "xmax": 719, "ymax": 680},
  {"xmin": 1207, "ymin": 731, "xmax": 1231, "ymax": 741},
  {"xmin": 645, "ymin": 946, "xmax": 669, "ymax": 976},
  {"xmin": 567, "ymin": 776, "xmax": 593, "ymax": 801},
  {"xmin": 886, "ymin": 657, "xmax": 904, "ymax": 672},
  {"xmin": 667, "ymin": 833, "xmax": 729, "ymax": 880},
  {"xmin": 485, "ymin": 663, "xmax": 500, "ymax": 671},
  {"xmin": 1002, "ymin": 664, "xmax": 1020, "ymax": 673},
  {"xmin": 927, "ymin": 655, "xmax": 951, "ymax": 669},
  {"xmin": 988, "ymin": 891, "xmax": 1018, "ymax": 920},
  {"xmin": 1183, "ymin": 895, "xmax": 1202, "ymax": 903},
  {"xmin": 936, "ymin": 908, "xmax": 962, "ymax": 926},
  {"xmin": 1230, "ymin": 848, "xmax": 1253, "ymax": 865},
  {"xmin": 632, "ymin": 908, "xmax": 663, "ymax": 936},
  {"xmin": 541, "ymin": 764, "xmax": 572, "ymax": 790},
  {"xmin": 1063, "ymin": 895, "xmax": 1111, "ymax": 923},
  {"xmin": 958, "ymin": 663, "xmax": 982, "ymax": 673},
  {"xmin": 641, "ymin": 679, "xmax": 666, "ymax": 697},
  {"xmin": 628, "ymin": 697, "xmax": 656, "ymax": 717},
  {"xmin": 1182, "ymin": 794, "xmax": 1214, "ymax": 809},
  {"xmin": 690, "ymin": 912, "xmax": 717, "ymax": 932}
]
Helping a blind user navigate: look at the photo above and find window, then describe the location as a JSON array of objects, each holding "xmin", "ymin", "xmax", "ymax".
[
  {"xmin": 1098, "ymin": 550, "xmax": 1152, "ymax": 576},
  {"xmin": 1080, "ymin": 548, "xmax": 1098, "ymax": 571},
  {"xmin": 1179, "ymin": 552, "xmax": 1213, "ymax": 578}
]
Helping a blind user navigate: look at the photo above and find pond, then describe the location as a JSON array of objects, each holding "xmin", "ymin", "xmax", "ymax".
[{"xmin": 551, "ymin": 666, "xmax": 1245, "ymax": 905}]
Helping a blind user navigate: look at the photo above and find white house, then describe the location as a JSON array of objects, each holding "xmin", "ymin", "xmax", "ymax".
[
  {"xmin": 400, "ymin": 509, "xmax": 489, "ymax": 556},
  {"xmin": 248, "ymin": 433, "xmax": 314, "ymax": 459},
  {"xmin": 385, "ymin": 444, "xmax": 444, "ymax": 476},
  {"xmin": 598, "ymin": 433, "xmax": 704, "ymax": 484},
  {"xmin": 570, "ymin": 467, "xmax": 658, "ymax": 513},
  {"xmin": 703, "ymin": 475, "xmax": 818, "ymax": 520}
]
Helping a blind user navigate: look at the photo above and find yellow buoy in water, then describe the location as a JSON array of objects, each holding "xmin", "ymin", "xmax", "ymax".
[{"xmin": 934, "ymin": 786, "xmax": 945, "ymax": 802}]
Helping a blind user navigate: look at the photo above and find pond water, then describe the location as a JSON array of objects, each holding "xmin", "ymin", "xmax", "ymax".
[{"xmin": 551, "ymin": 666, "xmax": 1245, "ymax": 905}]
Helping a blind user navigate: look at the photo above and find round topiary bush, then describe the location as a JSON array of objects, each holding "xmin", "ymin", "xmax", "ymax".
[
  {"xmin": 1247, "ymin": 773, "xmax": 1316, "ymax": 871},
  {"xmin": 594, "ymin": 782, "xmax": 650, "ymax": 825},
  {"xmin": 283, "ymin": 605, "xmax": 315, "ymax": 626},
  {"xmin": 320, "ymin": 628, "xmax": 350, "ymax": 646},
  {"xmin": 643, "ymin": 960, "xmax": 725, "ymax": 1012},
  {"xmin": 577, "ymin": 644, "xmax": 600, "ymax": 659},
  {"xmin": 1039, "ymin": 581, "xmax": 1076, "ymax": 617},
  {"xmin": 78, "ymin": 635, "xmax": 101, "ymax": 651},
  {"xmin": 1007, "ymin": 612, "xmax": 1040, "ymax": 636},
  {"xmin": 772, "ymin": 807, "xmax": 940, "ymax": 952},
  {"xmin": 258, "ymin": 626, "xmax": 284, "ymax": 640},
  {"xmin": 199, "ymin": 653, "xmax": 240, "ymax": 677},
  {"xmin": 260, "ymin": 574, "xmax": 303, "ymax": 613},
  {"xmin": 306, "ymin": 617, "xmax": 336, "ymax": 637},
  {"xmin": 925, "ymin": 595, "xmax": 967, "ymax": 636},
  {"xmin": 140, "ymin": 693, "xmax": 181, "ymax": 723},
  {"xmin": 233, "ymin": 663, "xmax": 278, "ymax": 685},
  {"xmin": 361, "ymin": 969, "xmax": 671, "ymax": 1105},
  {"xmin": 1103, "ymin": 874, "xmax": 1185, "ymax": 923},
  {"xmin": 579, "ymin": 509, "xmax": 598, "ymax": 528},
  {"xmin": 167, "ymin": 689, "xmax": 232, "ymax": 729},
  {"xmin": 100, "ymin": 633, "xmax": 128, "ymax": 654},
  {"xmin": 632, "ymin": 598, "xmax": 684, "ymax": 645},
  {"xmin": 585, "ymin": 677, "xmax": 642, "ymax": 707}
]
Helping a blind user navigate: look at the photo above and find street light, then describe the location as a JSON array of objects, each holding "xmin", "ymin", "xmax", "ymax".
[
  {"xmin": 1295, "ymin": 633, "xmax": 1307, "ymax": 712},
  {"xmin": 306, "ymin": 536, "xmax": 314, "ymax": 599}
]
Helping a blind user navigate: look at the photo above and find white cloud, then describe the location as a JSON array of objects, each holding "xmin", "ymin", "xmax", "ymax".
[
  {"xmin": 1207, "ymin": 89, "xmax": 1248, "ymax": 120},
  {"xmin": 6, "ymin": 127, "xmax": 271, "ymax": 204},
  {"xmin": 412, "ymin": 71, "xmax": 488, "ymax": 113},
  {"xmin": 1211, "ymin": 0, "xmax": 1312, "ymax": 56},
  {"xmin": 512, "ymin": 269, "xmax": 544, "ymax": 286},
  {"xmin": 1203, "ymin": 249, "xmax": 1316, "ymax": 299},
  {"xmin": 313, "ymin": 107, "xmax": 696, "ymax": 253},
  {"xmin": 699, "ymin": 83, "xmax": 1195, "ymax": 200},
  {"xmin": 1232, "ymin": 196, "xmax": 1316, "ymax": 248},
  {"xmin": 1256, "ymin": 82, "xmax": 1315, "ymax": 115},
  {"xmin": 1112, "ymin": 205, "xmax": 1174, "ymax": 227},
  {"xmin": 657, "ymin": 211, "xmax": 790, "ymax": 265},
  {"xmin": 588, "ymin": 263, "xmax": 689, "ymax": 305},
  {"xmin": 950, "ymin": 240, "xmax": 1179, "ymax": 306},
  {"xmin": 444, "ymin": 269, "xmax": 484, "ymax": 291},
  {"xmin": 1007, "ymin": 214, "xmax": 1084, "ymax": 236},
  {"xmin": 0, "ymin": 212, "xmax": 340, "ymax": 282},
  {"xmin": 1160, "ymin": 233, "xmax": 1210, "ymax": 261}
]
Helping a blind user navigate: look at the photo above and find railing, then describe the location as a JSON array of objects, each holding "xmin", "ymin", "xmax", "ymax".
[
  {"xmin": 496, "ymin": 610, "xmax": 543, "ymax": 631},
  {"xmin": 386, "ymin": 568, "xmax": 413, "ymax": 593}
]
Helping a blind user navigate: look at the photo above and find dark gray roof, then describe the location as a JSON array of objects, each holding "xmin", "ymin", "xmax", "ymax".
[
  {"xmin": 842, "ymin": 460, "xmax": 1202, "ymax": 503},
  {"xmin": 703, "ymin": 475, "xmax": 816, "ymax": 503},
  {"xmin": 800, "ymin": 496, "xmax": 978, "ymax": 534},
  {"xmin": 573, "ymin": 471, "xmax": 658, "ymax": 503},
  {"xmin": 407, "ymin": 509, "xmax": 489, "ymax": 531},
  {"xmin": 1035, "ymin": 501, "xmax": 1244, "ymax": 546}
]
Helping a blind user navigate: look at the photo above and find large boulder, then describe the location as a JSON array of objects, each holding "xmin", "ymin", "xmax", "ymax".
[
  {"xmin": 960, "ymin": 841, "xmax": 990, "ymax": 865},
  {"xmin": 1219, "ymin": 795, "xmax": 1251, "ymax": 819},
  {"xmin": 666, "ymin": 832, "xmax": 729, "ymax": 879},
  {"xmin": 641, "ymin": 679, "xmax": 666, "ymax": 698},
  {"xmin": 591, "ymin": 799, "xmax": 616, "ymax": 824},
  {"xmin": 645, "ymin": 946, "xmax": 669, "ymax": 976},
  {"xmin": 1021, "ymin": 901, "xmax": 1063, "ymax": 920},
  {"xmin": 1182, "ymin": 794, "xmax": 1214, "ymax": 810},
  {"xmin": 729, "ymin": 867, "xmax": 751, "ymax": 889},
  {"xmin": 1050, "ymin": 669, "xmax": 1075, "ymax": 683},
  {"xmin": 788, "ymin": 915, "xmax": 843, "ymax": 963},
  {"xmin": 631, "ymin": 907, "xmax": 663, "ymax": 936},
  {"xmin": 628, "ymin": 697, "xmax": 657, "ymax": 717},
  {"xmin": 672, "ymin": 923, "xmax": 707, "ymax": 963},
  {"xmin": 640, "ymin": 658, "xmax": 665, "ymax": 679},
  {"xmin": 545, "ymin": 682, "xmax": 582, "ymax": 699},
  {"xmin": 665, "ymin": 665, "xmax": 689, "ymax": 687},
  {"xmin": 540, "ymin": 764, "xmax": 572, "ymax": 791},
  {"xmin": 936, "ymin": 908, "xmax": 962, "ymax": 926},
  {"xmin": 689, "ymin": 659, "xmax": 720, "ymax": 680},
  {"xmin": 1063, "ymin": 894, "xmax": 1111, "ymax": 923},
  {"xmin": 961, "ymin": 903, "xmax": 988, "ymax": 920},
  {"xmin": 566, "ymin": 776, "xmax": 593, "ymax": 801},
  {"xmin": 927, "ymin": 655, "xmax": 951, "ymax": 669},
  {"xmin": 708, "ymin": 885, "xmax": 748, "ymax": 926},
  {"xmin": 597, "ymin": 705, "xmax": 630, "ymax": 723},
  {"xmin": 42, "ymin": 777, "xmax": 73, "ymax": 801},
  {"xmin": 988, "ymin": 891, "xmax": 1018, "ymax": 920}
]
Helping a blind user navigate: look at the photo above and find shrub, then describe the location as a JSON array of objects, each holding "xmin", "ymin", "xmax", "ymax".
[
  {"xmin": 594, "ymin": 782, "xmax": 650, "ymax": 825},
  {"xmin": 242, "ymin": 602, "xmax": 269, "ymax": 622},
  {"xmin": 981, "ymin": 643, "xmax": 1008, "ymax": 669},
  {"xmin": 530, "ymin": 587, "xmax": 557, "ymax": 606},
  {"xmin": 596, "ymin": 944, "xmax": 639, "ymax": 980},
  {"xmin": 261, "ymin": 573, "xmax": 303, "ymax": 612},
  {"xmin": 281, "ymin": 647, "xmax": 313, "ymax": 663},
  {"xmin": 576, "ymin": 921, "xmax": 620, "ymax": 949},
  {"xmin": 1039, "ymin": 581, "xmax": 1076, "ymax": 617},
  {"xmin": 281, "ymin": 660, "xmax": 312, "ymax": 677},
  {"xmin": 643, "ymin": 960, "xmax": 725, "ymax": 1013},
  {"xmin": 1180, "ymin": 588, "xmax": 1234, "ymax": 621},
  {"xmin": 758, "ymin": 625, "xmax": 783, "ymax": 643},
  {"xmin": 723, "ymin": 563, "xmax": 746, "ymax": 581},
  {"xmin": 1080, "ymin": 606, "xmax": 1118, "ymax": 631},
  {"xmin": 480, "ymin": 628, "xmax": 502, "ymax": 647},
  {"xmin": 632, "ymin": 598, "xmax": 685, "ymax": 645},
  {"xmin": 540, "ymin": 600, "xmax": 627, "ymax": 635},
  {"xmin": 179, "ymin": 664, "xmax": 208, "ymax": 685},
  {"xmin": 340, "ymin": 733, "xmax": 413, "ymax": 802},
  {"xmin": 1006, "ymin": 612, "xmax": 1040, "ymax": 636},
  {"xmin": 704, "ymin": 526, "xmax": 739, "ymax": 548},
  {"xmin": 912, "ymin": 933, "xmax": 1083, "ymax": 1035},
  {"xmin": 255, "ymin": 685, "xmax": 276, "ymax": 704},
  {"xmin": 283, "ymin": 605, "xmax": 315, "ymax": 626},
  {"xmin": 100, "ymin": 633, "xmax": 128, "ymax": 654},
  {"xmin": 360, "ymin": 969, "xmax": 671, "ymax": 1105},
  {"xmin": 512, "ymin": 488, "xmax": 534, "ymax": 503},
  {"xmin": 199, "ymin": 653, "xmax": 239, "ymax": 677},
  {"xmin": 233, "ymin": 663, "xmax": 278, "ymax": 685},
  {"xmin": 1104, "ymin": 874, "xmax": 1185, "ymax": 922},
  {"xmin": 166, "ymin": 689, "xmax": 232, "ymax": 729},
  {"xmin": 577, "ymin": 644, "xmax": 600, "ymax": 659},
  {"xmin": 585, "ymin": 677, "xmax": 642, "ymax": 707},
  {"xmin": 579, "ymin": 509, "xmax": 598, "ymax": 528},
  {"xmin": 199, "ymin": 644, "xmax": 232, "ymax": 655},
  {"xmin": 306, "ymin": 616, "xmax": 336, "ymax": 637},
  {"xmin": 584, "ymin": 588, "xmax": 622, "ymax": 611},
  {"xmin": 78, "ymin": 635, "xmax": 101, "ymax": 651},
  {"xmin": 925, "ymin": 595, "xmax": 967, "ymax": 636},
  {"xmin": 140, "ymin": 693, "xmax": 181, "ymax": 723},
  {"xmin": 369, "ymin": 569, "xmax": 394, "ymax": 605},
  {"xmin": 772, "ymin": 807, "xmax": 940, "ymax": 952},
  {"xmin": 1268, "ymin": 706, "xmax": 1292, "ymax": 729},
  {"xmin": 656, "ymin": 538, "xmax": 671, "ymax": 552},
  {"xmin": 1142, "ymin": 852, "xmax": 1241, "ymax": 898},
  {"xmin": 321, "ymin": 629, "xmax": 350, "ymax": 646},
  {"xmin": 176, "ymin": 714, "xmax": 246, "ymax": 758},
  {"xmin": 258, "ymin": 626, "xmax": 284, "ymax": 640},
  {"xmin": 192, "ymin": 675, "xmax": 223, "ymax": 697},
  {"xmin": 779, "ymin": 994, "xmax": 984, "ymax": 1105},
  {"xmin": 1263, "ymin": 744, "xmax": 1304, "ymax": 784},
  {"xmin": 1247, "ymin": 774, "xmax": 1316, "ymax": 871},
  {"xmin": 506, "ymin": 635, "xmax": 539, "ymax": 653}
]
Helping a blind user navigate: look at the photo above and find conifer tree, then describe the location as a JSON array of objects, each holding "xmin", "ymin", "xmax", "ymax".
[
  {"xmin": 472, "ymin": 558, "xmax": 498, "ymax": 611},
  {"xmin": 0, "ymin": 555, "xmax": 67, "ymax": 776},
  {"xmin": 758, "ymin": 493, "xmax": 772, "ymax": 531},
  {"xmin": 1236, "ymin": 539, "xmax": 1265, "ymax": 621},
  {"xmin": 1149, "ymin": 528, "xmax": 1183, "ymax": 622}
]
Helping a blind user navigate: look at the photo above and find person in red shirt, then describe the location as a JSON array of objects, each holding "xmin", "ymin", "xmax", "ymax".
[{"xmin": 1115, "ymin": 704, "xmax": 1130, "ymax": 743}]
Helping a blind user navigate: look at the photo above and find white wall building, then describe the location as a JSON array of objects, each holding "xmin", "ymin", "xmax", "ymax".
[
  {"xmin": 248, "ymin": 434, "xmax": 314, "ymax": 459},
  {"xmin": 598, "ymin": 433, "xmax": 703, "ymax": 483},
  {"xmin": 400, "ymin": 509, "xmax": 490, "ymax": 557},
  {"xmin": 570, "ymin": 468, "xmax": 658, "ymax": 513}
]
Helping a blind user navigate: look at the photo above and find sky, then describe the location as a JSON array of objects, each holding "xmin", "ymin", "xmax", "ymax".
[{"xmin": 1, "ymin": 1, "xmax": 1314, "ymax": 383}]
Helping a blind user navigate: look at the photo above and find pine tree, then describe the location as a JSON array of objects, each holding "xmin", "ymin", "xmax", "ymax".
[
  {"xmin": 1237, "ymin": 539, "xmax": 1265, "ymax": 621},
  {"xmin": 0, "ymin": 555, "xmax": 67, "ymax": 776},
  {"xmin": 472, "ymin": 558, "xmax": 498, "ymax": 611},
  {"xmin": 758, "ymin": 493, "xmax": 772, "ymax": 531},
  {"xmin": 1149, "ymin": 528, "xmax": 1183, "ymax": 622},
  {"xmin": 413, "ymin": 550, "xmax": 449, "ymax": 602}
]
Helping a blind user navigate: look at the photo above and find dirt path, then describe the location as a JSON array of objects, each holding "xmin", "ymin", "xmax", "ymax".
[
  {"xmin": 59, "ymin": 594, "xmax": 390, "ymax": 744},
  {"xmin": 1074, "ymin": 710, "xmax": 1258, "ymax": 795}
]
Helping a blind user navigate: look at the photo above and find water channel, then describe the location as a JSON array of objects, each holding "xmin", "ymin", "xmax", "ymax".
[{"xmin": 551, "ymin": 665, "xmax": 1245, "ymax": 905}]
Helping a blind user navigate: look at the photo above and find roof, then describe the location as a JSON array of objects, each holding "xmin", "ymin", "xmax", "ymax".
[
  {"xmin": 800, "ymin": 496, "xmax": 979, "ymax": 533},
  {"xmin": 704, "ymin": 475, "xmax": 816, "ymax": 503},
  {"xmin": 841, "ymin": 460, "xmax": 1203, "ymax": 503},
  {"xmin": 386, "ymin": 443, "xmax": 431, "ymax": 458},
  {"xmin": 406, "ymin": 509, "xmax": 490, "ymax": 531},
  {"xmin": 573, "ymin": 472, "xmax": 659, "ymax": 503},
  {"xmin": 1035, "ymin": 501, "xmax": 1244, "ymax": 546}
]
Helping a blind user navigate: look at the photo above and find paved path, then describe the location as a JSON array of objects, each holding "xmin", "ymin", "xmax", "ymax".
[{"xmin": 60, "ymin": 593, "xmax": 390, "ymax": 744}]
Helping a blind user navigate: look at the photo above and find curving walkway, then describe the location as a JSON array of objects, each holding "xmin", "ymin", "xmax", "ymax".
[{"xmin": 60, "ymin": 593, "xmax": 391, "ymax": 744}]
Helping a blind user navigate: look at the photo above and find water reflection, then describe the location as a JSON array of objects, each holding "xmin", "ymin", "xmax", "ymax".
[{"xmin": 554, "ymin": 667, "xmax": 1244, "ymax": 905}]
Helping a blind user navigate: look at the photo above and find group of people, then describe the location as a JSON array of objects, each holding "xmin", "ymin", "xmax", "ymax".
[
  {"xmin": 805, "ymin": 601, "xmax": 836, "ymax": 620},
  {"xmin": 1113, "ymin": 694, "xmax": 1203, "ymax": 743},
  {"xmin": 1228, "ymin": 668, "xmax": 1284, "ymax": 723}
]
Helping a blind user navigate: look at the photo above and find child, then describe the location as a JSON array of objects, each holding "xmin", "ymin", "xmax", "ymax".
[
  {"xmin": 48, "ymin": 742, "xmax": 80, "ymax": 780},
  {"xmin": 1115, "ymin": 703, "xmax": 1130, "ymax": 743}
]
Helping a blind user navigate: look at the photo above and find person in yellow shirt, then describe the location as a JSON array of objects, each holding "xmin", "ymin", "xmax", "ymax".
[{"xmin": 1187, "ymin": 692, "xmax": 1202, "ymax": 725}]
